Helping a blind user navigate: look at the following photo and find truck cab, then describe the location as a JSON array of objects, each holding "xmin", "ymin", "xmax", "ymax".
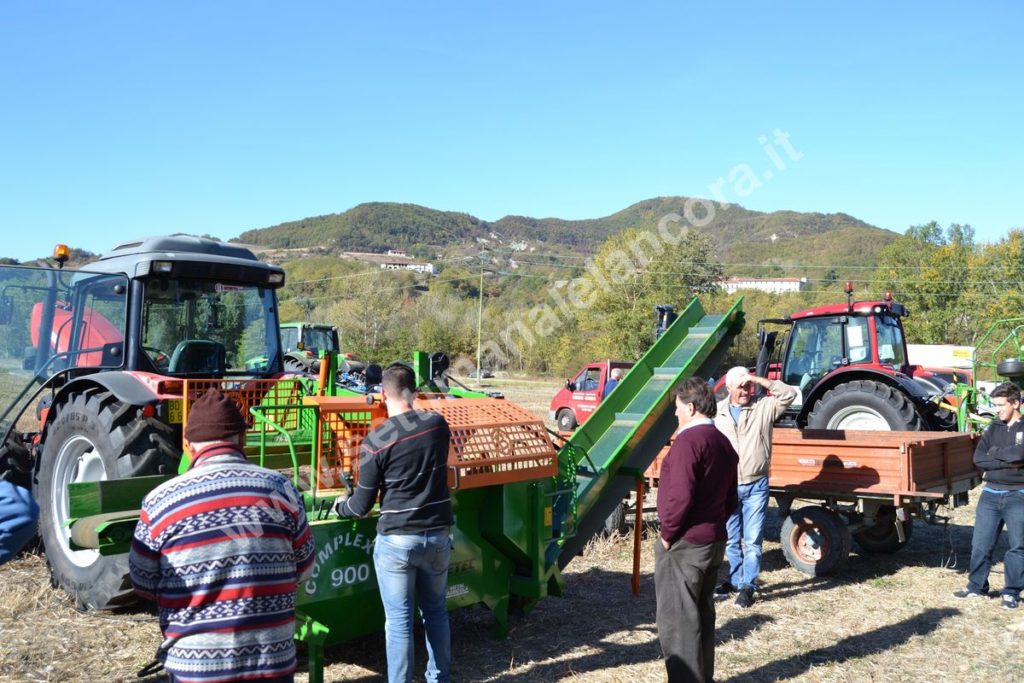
[{"xmin": 549, "ymin": 360, "xmax": 633, "ymax": 431}]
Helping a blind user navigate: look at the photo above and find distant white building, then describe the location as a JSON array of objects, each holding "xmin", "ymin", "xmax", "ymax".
[
  {"xmin": 380, "ymin": 261, "xmax": 436, "ymax": 275},
  {"xmin": 343, "ymin": 250, "xmax": 436, "ymax": 275},
  {"xmin": 721, "ymin": 276, "xmax": 808, "ymax": 294}
]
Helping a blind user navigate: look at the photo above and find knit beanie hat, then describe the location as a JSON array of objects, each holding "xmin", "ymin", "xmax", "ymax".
[{"xmin": 184, "ymin": 389, "xmax": 247, "ymax": 442}]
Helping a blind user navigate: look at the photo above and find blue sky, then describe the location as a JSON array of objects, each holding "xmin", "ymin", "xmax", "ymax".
[{"xmin": 1, "ymin": 2, "xmax": 1021, "ymax": 261}]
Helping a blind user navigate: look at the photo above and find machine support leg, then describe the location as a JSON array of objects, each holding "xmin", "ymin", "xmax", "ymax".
[
  {"xmin": 489, "ymin": 594, "xmax": 510, "ymax": 639},
  {"xmin": 296, "ymin": 614, "xmax": 331, "ymax": 683},
  {"xmin": 632, "ymin": 476, "xmax": 644, "ymax": 596}
]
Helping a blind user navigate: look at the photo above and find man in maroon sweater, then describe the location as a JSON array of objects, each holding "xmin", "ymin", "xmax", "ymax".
[{"xmin": 656, "ymin": 377, "xmax": 739, "ymax": 683}]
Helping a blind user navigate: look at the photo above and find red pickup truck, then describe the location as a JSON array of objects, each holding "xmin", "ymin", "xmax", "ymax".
[{"xmin": 549, "ymin": 360, "xmax": 634, "ymax": 431}]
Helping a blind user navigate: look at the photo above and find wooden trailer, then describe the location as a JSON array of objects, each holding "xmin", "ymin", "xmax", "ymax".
[{"xmin": 642, "ymin": 429, "xmax": 980, "ymax": 575}]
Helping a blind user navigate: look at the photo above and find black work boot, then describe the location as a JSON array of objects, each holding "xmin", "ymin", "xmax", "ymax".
[
  {"xmin": 735, "ymin": 586, "xmax": 755, "ymax": 609},
  {"xmin": 713, "ymin": 581, "xmax": 736, "ymax": 601}
]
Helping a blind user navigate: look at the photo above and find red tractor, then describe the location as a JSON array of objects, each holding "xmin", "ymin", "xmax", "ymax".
[
  {"xmin": 756, "ymin": 283, "xmax": 955, "ymax": 431},
  {"xmin": 0, "ymin": 236, "xmax": 288, "ymax": 609}
]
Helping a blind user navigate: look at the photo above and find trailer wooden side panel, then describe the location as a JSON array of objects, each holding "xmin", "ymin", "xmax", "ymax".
[
  {"xmin": 769, "ymin": 429, "xmax": 979, "ymax": 496},
  {"xmin": 643, "ymin": 429, "xmax": 980, "ymax": 499},
  {"xmin": 905, "ymin": 434, "xmax": 980, "ymax": 493}
]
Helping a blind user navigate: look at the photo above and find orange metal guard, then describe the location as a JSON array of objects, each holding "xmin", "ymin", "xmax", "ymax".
[
  {"xmin": 414, "ymin": 396, "xmax": 558, "ymax": 491},
  {"xmin": 307, "ymin": 395, "xmax": 558, "ymax": 495}
]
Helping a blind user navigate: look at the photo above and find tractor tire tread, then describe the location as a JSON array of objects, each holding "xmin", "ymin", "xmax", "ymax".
[
  {"xmin": 807, "ymin": 379, "xmax": 925, "ymax": 431},
  {"xmin": 38, "ymin": 390, "xmax": 180, "ymax": 610}
]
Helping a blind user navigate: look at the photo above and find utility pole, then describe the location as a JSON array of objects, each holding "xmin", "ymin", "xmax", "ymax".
[{"xmin": 476, "ymin": 255, "xmax": 485, "ymax": 387}]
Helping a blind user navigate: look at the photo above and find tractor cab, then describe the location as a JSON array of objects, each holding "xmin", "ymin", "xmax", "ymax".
[
  {"xmin": 280, "ymin": 322, "xmax": 339, "ymax": 358},
  {"xmin": 0, "ymin": 235, "xmax": 290, "ymax": 610},
  {"xmin": 780, "ymin": 297, "xmax": 909, "ymax": 397},
  {"xmin": 757, "ymin": 284, "xmax": 946, "ymax": 430}
]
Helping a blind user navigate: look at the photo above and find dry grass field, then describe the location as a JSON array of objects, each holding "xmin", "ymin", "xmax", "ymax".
[{"xmin": 3, "ymin": 377, "xmax": 1024, "ymax": 682}]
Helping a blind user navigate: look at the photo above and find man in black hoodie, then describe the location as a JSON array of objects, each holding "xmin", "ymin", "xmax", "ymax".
[
  {"xmin": 335, "ymin": 363, "xmax": 453, "ymax": 683},
  {"xmin": 954, "ymin": 382, "xmax": 1024, "ymax": 609}
]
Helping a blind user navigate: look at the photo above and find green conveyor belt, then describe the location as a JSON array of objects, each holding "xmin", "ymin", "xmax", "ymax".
[{"xmin": 553, "ymin": 297, "xmax": 744, "ymax": 565}]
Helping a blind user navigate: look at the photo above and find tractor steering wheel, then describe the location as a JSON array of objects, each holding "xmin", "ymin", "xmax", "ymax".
[{"xmin": 143, "ymin": 345, "xmax": 170, "ymax": 371}]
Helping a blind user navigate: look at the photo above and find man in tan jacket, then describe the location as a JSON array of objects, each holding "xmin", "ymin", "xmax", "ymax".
[{"xmin": 713, "ymin": 366, "xmax": 797, "ymax": 608}]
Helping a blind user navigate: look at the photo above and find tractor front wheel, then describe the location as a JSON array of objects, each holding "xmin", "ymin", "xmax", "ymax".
[
  {"xmin": 807, "ymin": 380, "xmax": 924, "ymax": 431},
  {"xmin": 36, "ymin": 389, "xmax": 178, "ymax": 610}
]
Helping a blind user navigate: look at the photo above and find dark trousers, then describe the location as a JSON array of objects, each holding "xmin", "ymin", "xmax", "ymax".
[
  {"xmin": 967, "ymin": 487, "xmax": 1024, "ymax": 597},
  {"xmin": 654, "ymin": 538, "xmax": 725, "ymax": 683}
]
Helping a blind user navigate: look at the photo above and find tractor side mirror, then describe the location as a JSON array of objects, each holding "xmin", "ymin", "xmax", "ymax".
[
  {"xmin": 0, "ymin": 295, "xmax": 12, "ymax": 325},
  {"xmin": 755, "ymin": 330, "xmax": 778, "ymax": 381}
]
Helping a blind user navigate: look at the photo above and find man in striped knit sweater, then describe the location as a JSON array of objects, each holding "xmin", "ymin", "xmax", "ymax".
[{"xmin": 130, "ymin": 390, "xmax": 315, "ymax": 683}]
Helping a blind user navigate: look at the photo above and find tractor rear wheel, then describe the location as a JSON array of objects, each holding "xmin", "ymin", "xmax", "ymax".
[
  {"xmin": 36, "ymin": 389, "xmax": 178, "ymax": 610},
  {"xmin": 283, "ymin": 355, "xmax": 311, "ymax": 374},
  {"xmin": 807, "ymin": 379, "xmax": 924, "ymax": 431}
]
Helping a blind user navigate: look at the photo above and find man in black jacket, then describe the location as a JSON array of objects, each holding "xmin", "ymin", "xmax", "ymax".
[
  {"xmin": 335, "ymin": 363, "xmax": 453, "ymax": 683},
  {"xmin": 954, "ymin": 382, "xmax": 1024, "ymax": 609}
]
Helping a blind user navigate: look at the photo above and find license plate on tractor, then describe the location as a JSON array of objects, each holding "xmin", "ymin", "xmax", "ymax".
[{"xmin": 166, "ymin": 399, "xmax": 183, "ymax": 424}]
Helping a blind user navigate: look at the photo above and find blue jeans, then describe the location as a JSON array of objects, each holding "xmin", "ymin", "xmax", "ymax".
[
  {"xmin": 725, "ymin": 476, "xmax": 770, "ymax": 590},
  {"xmin": 374, "ymin": 530, "xmax": 452, "ymax": 683},
  {"xmin": 967, "ymin": 487, "xmax": 1024, "ymax": 597}
]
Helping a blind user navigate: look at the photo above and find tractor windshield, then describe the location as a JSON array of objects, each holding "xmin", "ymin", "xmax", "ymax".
[
  {"xmin": 783, "ymin": 316, "xmax": 874, "ymax": 390},
  {"xmin": 0, "ymin": 265, "xmax": 128, "ymax": 439},
  {"xmin": 784, "ymin": 315, "xmax": 878, "ymax": 391},
  {"xmin": 301, "ymin": 327, "xmax": 337, "ymax": 355},
  {"xmin": 280, "ymin": 326, "xmax": 300, "ymax": 353},
  {"xmin": 784, "ymin": 318, "xmax": 840, "ymax": 390},
  {"xmin": 140, "ymin": 278, "xmax": 279, "ymax": 376}
]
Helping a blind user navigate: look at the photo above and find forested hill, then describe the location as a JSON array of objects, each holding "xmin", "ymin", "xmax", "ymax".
[{"xmin": 234, "ymin": 198, "xmax": 898, "ymax": 273}]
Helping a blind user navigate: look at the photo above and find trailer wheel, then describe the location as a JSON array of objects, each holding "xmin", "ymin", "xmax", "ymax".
[
  {"xmin": 36, "ymin": 389, "xmax": 178, "ymax": 610},
  {"xmin": 853, "ymin": 507, "xmax": 913, "ymax": 554},
  {"xmin": 781, "ymin": 506, "xmax": 851, "ymax": 576},
  {"xmin": 556, "ymin": 409, "xmax": 577, "ymax": 432},
  {"xmin": 807, "ymin": 380, "xmax": 924, "ymax": 431},
  {"xmin": 602, "ymin": 499, "xmax": 628, "ymax": 536}
]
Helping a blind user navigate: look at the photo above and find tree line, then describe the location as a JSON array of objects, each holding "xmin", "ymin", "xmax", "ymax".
[{"xmin": 274, "ymin": 221, "xmax": 1024, "ymax": 378}]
